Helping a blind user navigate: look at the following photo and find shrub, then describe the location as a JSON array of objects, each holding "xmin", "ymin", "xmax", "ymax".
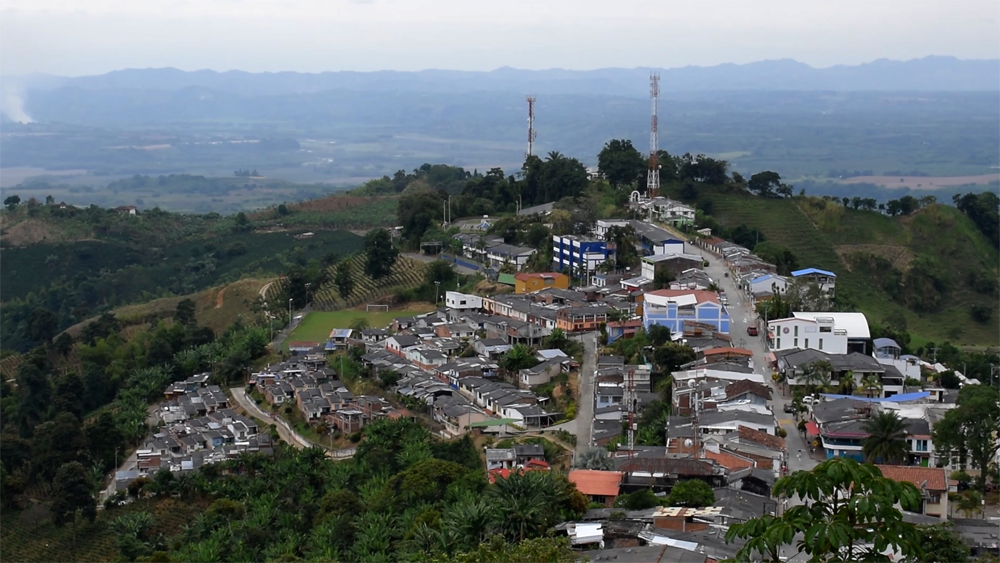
[{"xmin": 349, "ymin": 432, "xmax": 362, "ymax": 443}]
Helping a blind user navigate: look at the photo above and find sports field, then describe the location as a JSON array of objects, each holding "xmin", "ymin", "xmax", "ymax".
[{"xmin": 288, "ymin": 306, "xmax": 435, "ymax": 343}]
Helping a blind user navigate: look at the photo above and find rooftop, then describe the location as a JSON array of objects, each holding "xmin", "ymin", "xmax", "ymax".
[
  {"xmin": 568, "ymin": 470, "xmax": 624, "ymax": 497},
  {"xmin": 791, "ymin": 312, "xmax": 870, "ymax": 339},
  {"xmin": 876, "ymin": 465, "xmax": 948, "ymax": 491}
]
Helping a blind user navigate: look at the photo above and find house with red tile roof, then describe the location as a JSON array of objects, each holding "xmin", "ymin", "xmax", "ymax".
[
  {"xmin": 568, "ymin": 470, "xmax": 623, "ymax": 507},
  {"xmin": 876, "ymin": 465, "xmax": 952, "ymax": 520}
]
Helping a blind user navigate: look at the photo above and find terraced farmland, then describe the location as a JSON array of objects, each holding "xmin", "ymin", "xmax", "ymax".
[
  {"xmin": 313, "ymin": 255, "xmax": 428, "ymax": 311},
  {"xmin": 266, "ymin": 254, "xmax": 428, "ymax": 312},
  {"xmin": 1, "ymin": 353, "xmax": 23, "ymax": 379}
]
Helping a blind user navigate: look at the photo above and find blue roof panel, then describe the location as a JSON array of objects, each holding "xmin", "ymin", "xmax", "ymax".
[
  {"xmin": 820, "ymin": 391, "xmax": 929, "ymax": 403},
  {"xmin": 791, "ymin": 267, "xmax": 837, "ymax": 277}
]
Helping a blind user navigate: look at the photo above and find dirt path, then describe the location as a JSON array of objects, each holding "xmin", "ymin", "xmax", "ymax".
[{"xmin": 214, "ymin": 287, "xmax": 226, "ymax": 309}]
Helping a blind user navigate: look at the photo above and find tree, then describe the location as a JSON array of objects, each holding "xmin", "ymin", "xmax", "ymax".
[
  {"xmin": 614, "ymin": 489, "xmax": 660, "ymax": 510},
  {"xmin": 498, "ymin": 344, "xmax": 539, "ymax": 374},
  {"xmin": 938, "ymin": 370, "xmax": 961, "ymax": 389},
  {"xmin": 175, "ymin": 298, "xmax": 197, "ymax": 326},
  {"xmin": 4, "ymin": 195, "xmax": 20, "ymax": 211},
  {"xmin": 349, "ymin": 317, "xmax": 370, "ymax": 331},
  {"xmin": 932, "ymin": 385, "xmax": 1000, "ymax": 492},
  {"xmin": 52, "ymin": 332, "xmax": 74, "ymax": 357},
  {"xmin": 862, "ymin": 411, "xmax": 909, "ymax": 464},
  {"xmin": 51, "ymin": 462, "xmax": 97, "ymax": 526},
  {"xmin": 654, "ymin": 342, "xmax": 697, "ymax": 373},
  {"xmin": 971, "ymin": 304, "xmax": 993, "ymax": 323},
  {"xmin": 956, "ymin": 490, "xmax": 983, "ymax": 518},
  {"xmin": 86, "ymin": 412, "xmax": 124, "ymax": 470},
  {"xmin": 334, "ymin": 259, "xmax": 354, "ymax": 300},
  {"xmin": 597, "ymin": 139, "xmax": 645, "ymax": 188},
  {"xmin": 603, "ymin": 225, "xmax": 639, "ymax": 269},
  {"xmin": 574, "ymin": 447, "xmax": 613, "ymax": 470},
  {"xmin": 799, "ymin": 360, "xmax": 833, "ymax": 396},
  {"xmin": 33, "ymin": 413, "xmax": 90, "ymax": 481},
  {"xmin": 53, "ymin": 371, "xmax": 86, "ymax": 421},
  {"xmin": 667, "ymin": 479, "xmax": 714, "ymax": 507},
  {"xmin": 726, "ymin": 457, "xmax": 922, "ymax": 562},
  {"xmin": 25, "ymin": 307, "xmax": 59, "ymax": 344},
  {"xmin": 904, "ymin": 523, "xmax": 970, "ymax": 563},
  {"xmin": 364, "ymin": 228, "xmax": 399, "ymax": 281},
  {"xmin": 861, "ymin": 372, "xmax": 883, "ymax": 398},
  {"xmin": 747, "ymin": 171, "xmax": 782, "ymax": 197}
]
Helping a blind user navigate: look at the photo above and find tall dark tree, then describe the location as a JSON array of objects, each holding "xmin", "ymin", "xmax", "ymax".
[
  {"xmin": 334, "ymin": 260, "xmax": 354, "ymax": 300},
  {"xmin": 87, "ymin": 412, "xmax": 125, "ymax": 470},
  {"xmin": 51, "ymin": 462, "xmax": 96, "ymax": 526},
  {"xmin": 603, "ymin": 225, "xmax": 639, "ymax": 269},
  {"xmin": 678, "ymin": 153, "xmax": 728, "ymax": 185},
  {"xmin": 932, "ymin": 384, "xmax": 1000, "ymax": 492},
  {"xmin": 597, "ymin": 139, "xmax": 645, "ymax": 188},
  {"xmin": 25, "ymin": 308, "xmax": 59, "ymax": 344},
  {"xmin": 52, "ymin": 371, "xmax": 86, "ymax": 421},
  {"xmin": 364, "ymin": 229, "xmax": 399, "ymax": 281},
  {"xmin": 14, "ymin": 361, "xmax": 50, "ymax": 437},
  {"xmin": 175, "ymin": 298, "xmax": 197, "ymax": 326},
  {"xmin": 32, "ymin": 413, "xmax": 89, "ymax": 482},
  {"xmin": 397, "ymin": 189, "xmax": 444, "ymax": 243},
  {"xmin": 654, "ymin": 342, "xmax": 697, "ymax": 373}
]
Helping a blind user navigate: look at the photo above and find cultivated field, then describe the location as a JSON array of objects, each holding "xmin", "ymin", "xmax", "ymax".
[
  {"xmin": 289, "ymin": 305, "xmax": 435, "ymax": 343},
  {"xmin": 840, "ymin": 174, "xmax": 1000, "ymax": 189}
]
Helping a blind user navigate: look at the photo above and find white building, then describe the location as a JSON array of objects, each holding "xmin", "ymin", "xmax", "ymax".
[
  {"xmin": 791, "ymin": 268, "xmax": 837, "ymax": 297},
  {"xmin": 767, "ymin": 316, "xmax": 848, "ymax": 355},
  {"xmin": 595, "ymin": 219, "xmax": 630, "ymax": 239},
  {"xmin": 746, "ymin": 273, "xmax": 789, "ymax": 296},
  {"xmin": 446, "ymin": 291, "xmax": 483, "ymax": 311},
  {"xmin": 648, "ymin": 197, "xmax": 696, "ymax": 226},
  {"xmin": 792, "ymin": 312, "xmax": 870, "ymax": 354}
]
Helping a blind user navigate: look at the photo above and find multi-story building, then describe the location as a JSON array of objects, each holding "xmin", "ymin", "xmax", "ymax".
[
  {"xmin": 791, "ymin": 267, "xmax": 837, "ymax": 297},
  {"xmin": 767, "ymin": 312, "xmax": 870, "ymax": 355},
  {"xmin": 647, "ymin": 197, "xmax": 696, "ymax": 226},
  {"xmin": 642, "ymin": 289, "xmax": 730, "ymax": 334},
  {"xmin": 514, "ymin": 272, "xmax": 569, "ymax": 294},
  {"xmin": 551, "ymin": 234, "xmax": 613, "ymax": 277}
]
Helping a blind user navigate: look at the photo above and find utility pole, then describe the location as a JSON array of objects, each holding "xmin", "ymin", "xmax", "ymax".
[
  {"xmin": 434, "ymin": 281, "xmax": 441, "ymax": 306},
  {"xmin": 646, "ymin": 72, "xmax": 660, "ymax": 199}
]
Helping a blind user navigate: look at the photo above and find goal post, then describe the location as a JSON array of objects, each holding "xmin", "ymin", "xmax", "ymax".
[{"xmin": 365, "ymin": 304, "xmax": 389, "ymax": 312}]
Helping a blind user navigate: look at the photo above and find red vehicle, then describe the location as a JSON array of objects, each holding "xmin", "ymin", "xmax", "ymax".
[{"xmin": 747, "ymin": 326, "xmax": 759, "ymax": 336}]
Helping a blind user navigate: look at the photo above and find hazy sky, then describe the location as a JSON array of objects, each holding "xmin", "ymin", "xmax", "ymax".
[{"xmin": 2, "ymin": 0, "xmax": 998, "ymax": 76}]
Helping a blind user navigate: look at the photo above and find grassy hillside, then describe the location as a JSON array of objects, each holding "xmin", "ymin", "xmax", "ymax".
[
  {"xmin": 688, "ymin": 190, "xmax": 999, "ymax": 346},
  {"xmin": 64, "ymin": 278, "xmax": 275, "ymax": 339}
]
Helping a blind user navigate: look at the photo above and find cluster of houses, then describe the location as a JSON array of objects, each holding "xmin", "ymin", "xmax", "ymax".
[
  {"xmin": 114, "ymin": 374, "xmax": 273, "ymax": 491},
  {"xmin": 251, "ymin": 350, "xmax": 410, "ymax": 434}
]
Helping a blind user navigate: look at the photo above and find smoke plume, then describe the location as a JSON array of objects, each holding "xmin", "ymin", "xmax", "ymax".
[{"xmin": 1, "ymin": 85, "xmax": 34, "ymax": 124}]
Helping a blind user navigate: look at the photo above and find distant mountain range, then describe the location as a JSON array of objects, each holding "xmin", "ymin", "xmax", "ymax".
[{"xmin": 9, "ymin": 56, "xmax": 1000, "ymax": 96}]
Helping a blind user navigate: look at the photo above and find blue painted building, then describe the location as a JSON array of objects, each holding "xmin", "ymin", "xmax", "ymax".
[
  {"xmin": 641, "ymin": 289, "xmax": 730, "ymax": 334},
  {"xmin": 551, "ymin": 234, "xmax": 613, "ymax": 277}
]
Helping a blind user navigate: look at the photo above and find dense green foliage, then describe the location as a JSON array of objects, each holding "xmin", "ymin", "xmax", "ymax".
[
  {"xmin": 931, "ymin": 385, "xmax": 1000, "ymax": 492},
  {"xmin": 725, "ymin": 457, "xmax": 923, "ymax": 563},
  {"xmin": 0, "ymin": 203, "xmax": 362, "ymax": 351},
  {"xmin": 666, "ymin": 479, "xmax": 715, "ymax": 508},
  {"xmin": 861, "ymin": 411, "xmax": 909, "ymax": 464},
  {"xmin": 85, "ymin": 419, "xmax": 583, "ymax": 562},
  {"xmin": 0, "ymin": 313, "xmax": 270, "ymax": 513}
]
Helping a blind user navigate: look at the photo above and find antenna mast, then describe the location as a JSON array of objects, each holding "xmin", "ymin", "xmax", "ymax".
[
  {"xmin": 526, "ymin": 95, "xmax": 537, "ymax": 158},
  {"xmin": 626, "ymin": 368, "xmax": 636, "ymax": 457},
  {"xmin": 646, "ymin": 72, "xmax": 660, "ymax": 199}
]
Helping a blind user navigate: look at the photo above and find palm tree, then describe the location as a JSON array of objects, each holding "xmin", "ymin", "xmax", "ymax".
[
  {"xmin": 800, "ymin": 360, "xmax": 833, "ymax": 397},
  {"xmin": 836, "ymin": 370, "xmax": 857, "ymax": 395},
  {"xmin": 861, "ymin": 373, "xmax": 883, "ymax": 398},
  {"xmin": 861, "ymin": 411, "xmax": 909, "ymax": 464},
  {"xmin": 574, "ymin": 447, "xmax": 614, "ymax": 470}
]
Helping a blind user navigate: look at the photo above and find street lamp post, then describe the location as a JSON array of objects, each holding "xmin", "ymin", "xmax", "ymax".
[
  {"xmin": 305, "ymin": 282, "xmax": 312, "ymax": 306},
  {"xmin": 288, "ymin": 298, "xmax": 293, "ymax": 326},
  {"xmin": 434, "ymin": 281, "xmax": 441, "ymax": 306}
]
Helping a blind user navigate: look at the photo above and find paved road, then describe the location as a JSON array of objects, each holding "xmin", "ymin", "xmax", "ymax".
[
  {"xmin": 231, "ymin": 387, "xmax": 356, "ymax": 459},
  {"xmin": 667, "ymin": 225, "xmax": 820, "ymax": 475},
  {"xmin": 574, "ymin": 332, "xmax": 599, "ymax": 459}
]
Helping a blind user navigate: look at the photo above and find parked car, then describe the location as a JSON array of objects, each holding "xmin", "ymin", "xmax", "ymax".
[
  {"xmin": 802, "ymin": 395, "xmax": 820, "ymax": 406},
  {"xmin": 747, "ymin": 326, "xmax": 758, "ymax": 336},
  {"xmin": 783, "ymin": 403, "xmax": 795, "ymax": 413}
]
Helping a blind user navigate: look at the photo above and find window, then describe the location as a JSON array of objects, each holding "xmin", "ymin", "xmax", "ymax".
[
  {"xmin": 794, "ymin": 338, "xmax": 798, "ymax": 347},
  {"xmin": 794, "ymin": 326, "xmax": 799, "ymax": 337},
  {"xmin": 805, "ymin": 339, "xmax": 809, "ymax": 349},
  {"xmin": 776, "ymin": 338, "xmax": 781, "ymax": 349},
  {"xmin": 819, "ymin": 339, "xmax": 823, "ymax": 350},
  {"xmin": 915, "ymin": 440, "xmax": 929, "ymax": 452},
  {"xmin": 820, "ymin": 326, "xmax": 832, "ymax": 333}
]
